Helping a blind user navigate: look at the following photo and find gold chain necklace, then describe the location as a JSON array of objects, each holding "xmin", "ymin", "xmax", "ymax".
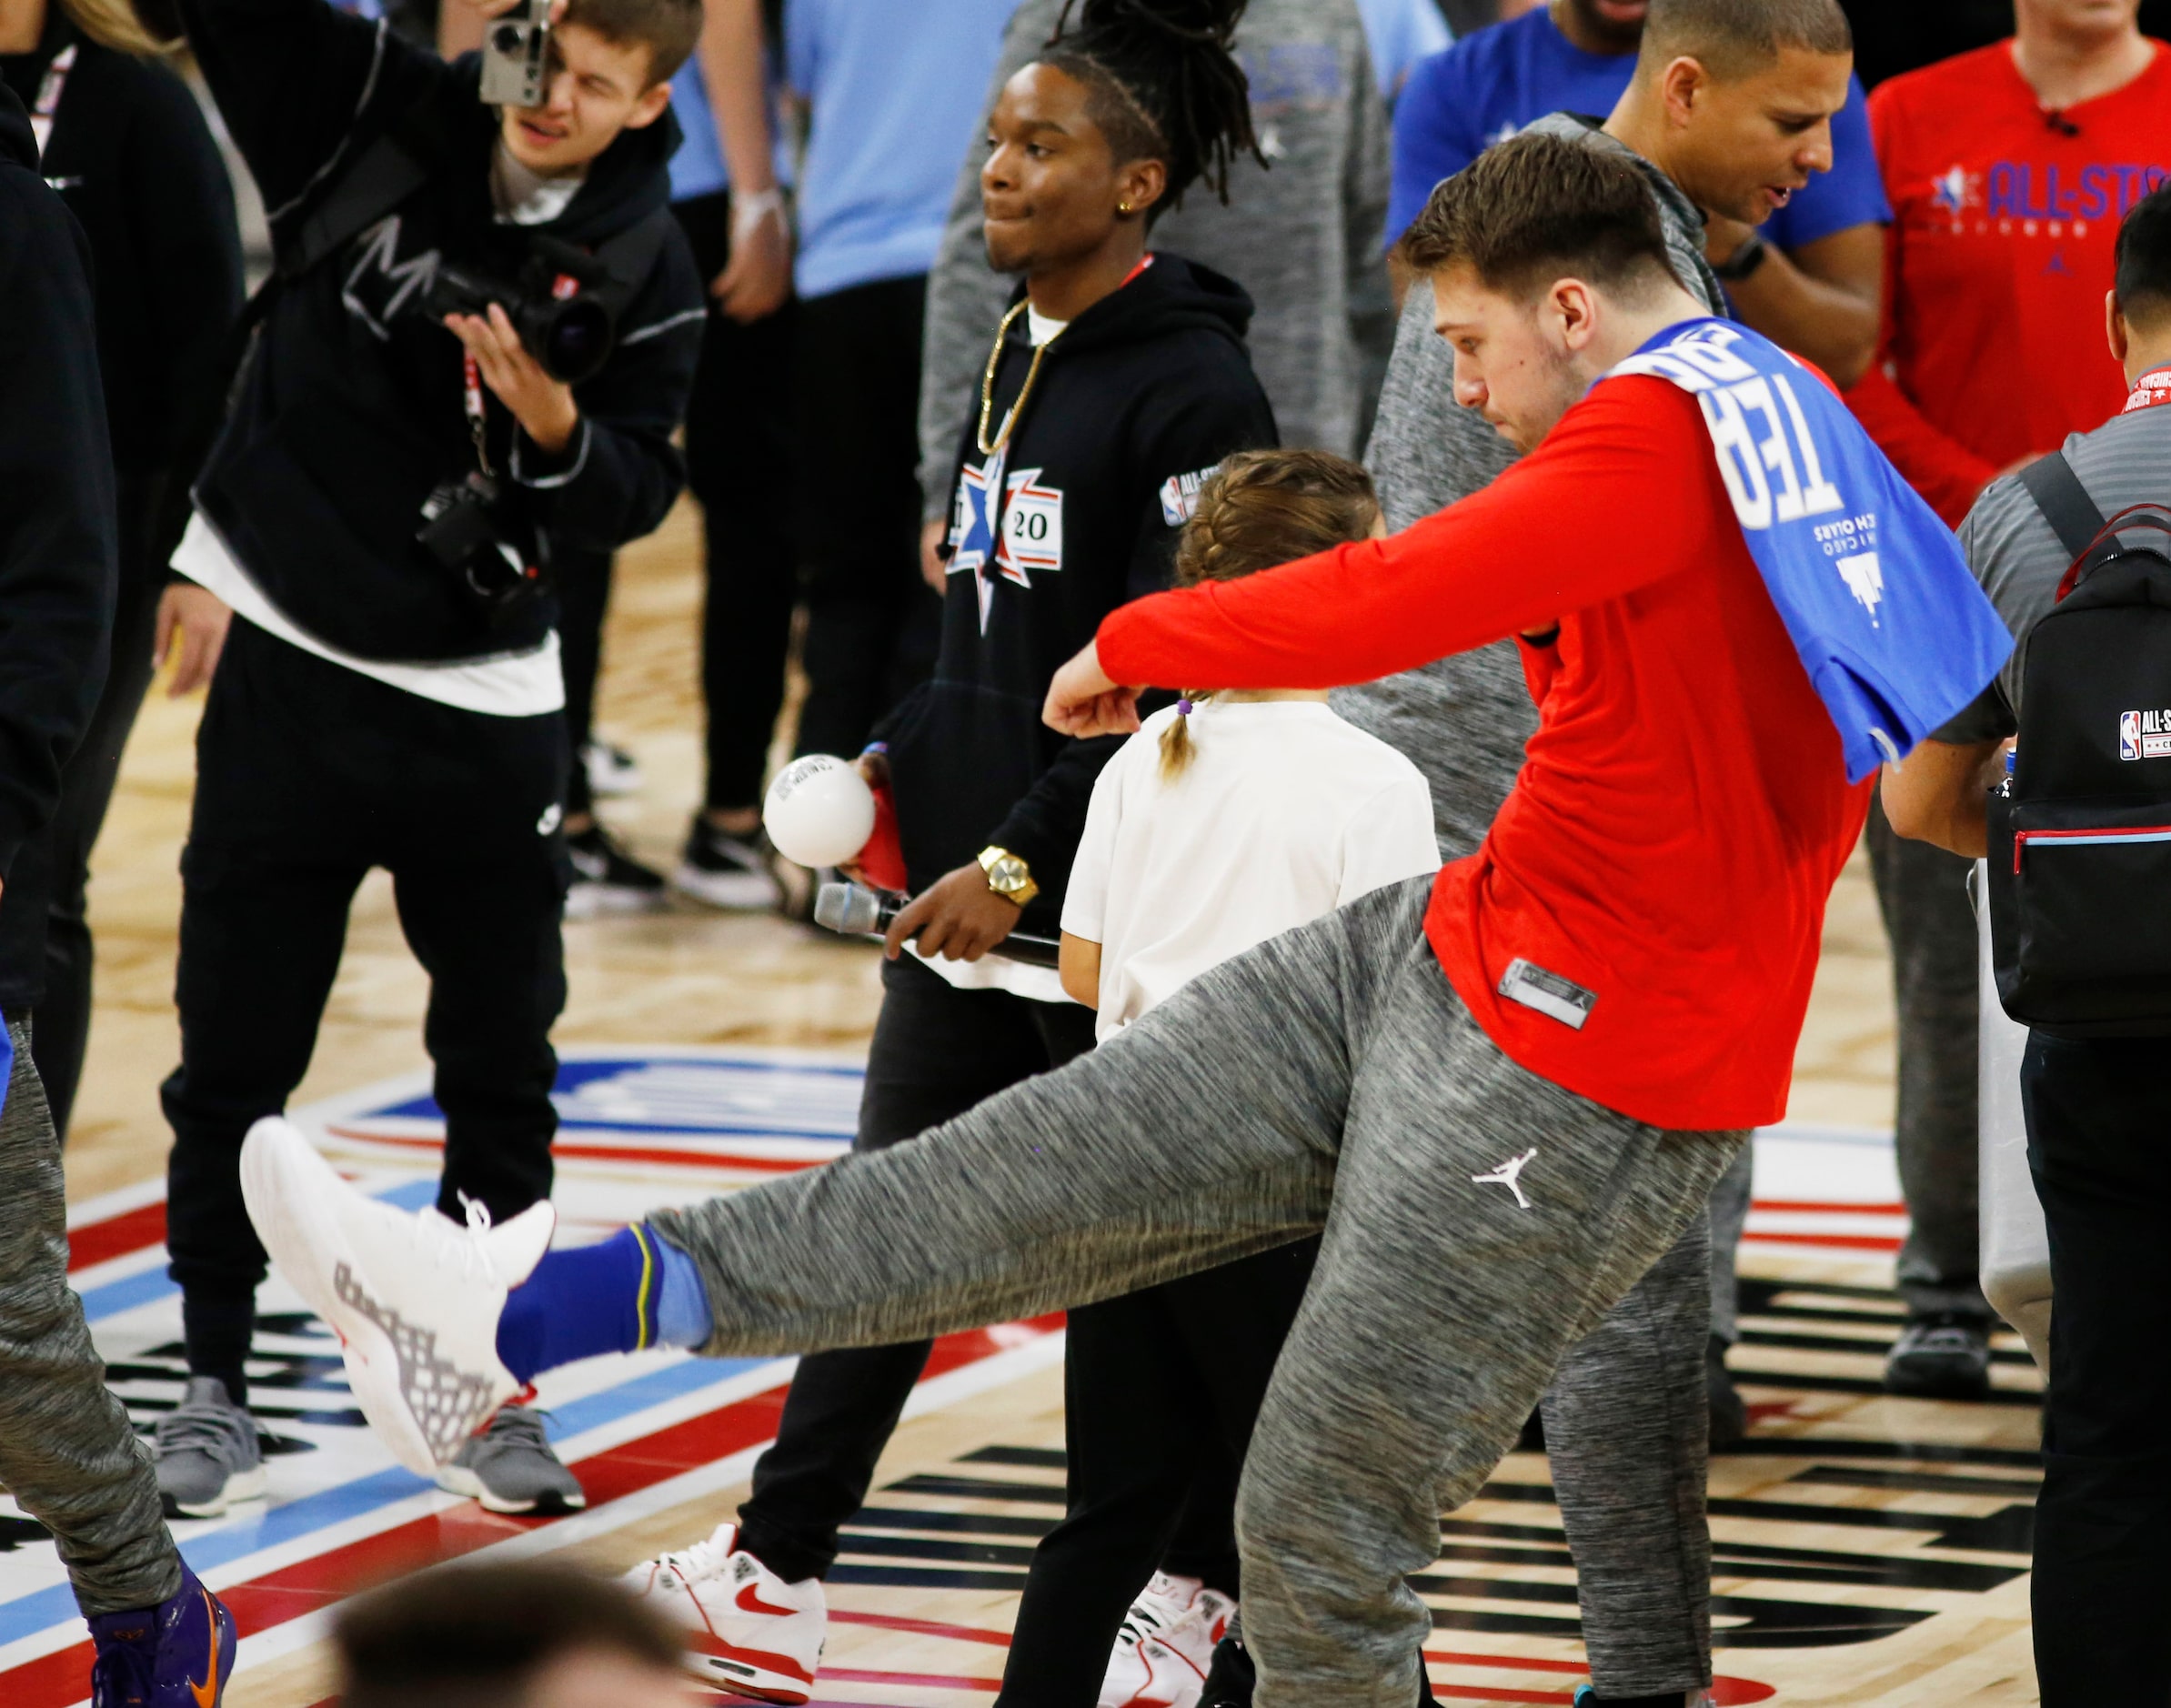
[{"xmin": 976, "ymin": 299, "xmax": 1059, "ymax": 457}]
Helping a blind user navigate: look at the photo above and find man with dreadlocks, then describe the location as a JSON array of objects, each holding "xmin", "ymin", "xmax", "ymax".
[{"xmin": 558, "ymin": 4, "xmax": 1273, "ymax": 1698}]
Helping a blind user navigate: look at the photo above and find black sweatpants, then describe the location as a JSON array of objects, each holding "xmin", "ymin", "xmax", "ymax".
[
  {"xmin": 557, "ymin": 543, "xmax": 610, "ymax": 819},
  {"xmin": 735, "ymin": 951, "xmax": 1097, "ymax": 1582},
  {"xmin": 33, "ymin": 472, "xmax": 170, "ymax": 1137},
  {"xmin": 997, "ymin": 1241, "xmax": 1322, "ymax": 1707},
  {"xmin": 2023, "ymin": 1030, "xmax": 2171, "ymax": 1707},
  {"xmin": 790, "ymin": 274, "xmax": 941, "ymax": 764},
  {"xmin": 162, "ymin": 619, "xmax": 569, "ymax": 1402}
]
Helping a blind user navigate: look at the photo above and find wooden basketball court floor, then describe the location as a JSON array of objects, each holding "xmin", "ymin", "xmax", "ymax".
[{"xmin": 9, "ymin": 503, "xmax": 2043, "ymax": 1705}]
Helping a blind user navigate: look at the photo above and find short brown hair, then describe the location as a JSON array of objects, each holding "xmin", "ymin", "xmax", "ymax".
[
  {"xmin": 1642, "ymin": 0, "xmax": 1852, "ymax": 79},
  {"xmin": 1395, "ymin": 130, "xmax": 1679, "ymax": 301},
  {"xmin": 563, "ymin": 0, "xmax": 703, "ymax": 85},
  {"xmin": 337, "ymin": 1562, "xmax": 680, "ymax": 1708},
  {"xmin": 1160, "ymin": 450, "xmax": 1380, "ymax": 780}
]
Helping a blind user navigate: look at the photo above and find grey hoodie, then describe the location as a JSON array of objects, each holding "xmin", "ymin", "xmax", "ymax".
[
  {"xmin": 916, "ymin": 0, "xmax": 1392, "ymax": 519},
  {"xmin": 1333, "ymin": 113, "xmax": 1724, "ymax": 859}
]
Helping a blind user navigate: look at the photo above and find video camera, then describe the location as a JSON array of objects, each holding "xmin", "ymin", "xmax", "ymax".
[{"xmin": 415, "ymin": 242, "xmax": 618, "ymax": 385}]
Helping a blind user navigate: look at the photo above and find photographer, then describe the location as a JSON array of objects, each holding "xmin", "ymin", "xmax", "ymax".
[
  {"xmin": 153, "ymin": 0, "xmax": 703, "ymax": 1517},
  {"xmin": 1881, "ymin": 184, "xmax": 2171, "ymax": 1708}
]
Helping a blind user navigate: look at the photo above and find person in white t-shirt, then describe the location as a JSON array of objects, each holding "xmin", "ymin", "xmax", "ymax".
[{"xmin": 993, "ymin": 452, "xmax": 1438, "ymax": 1708}]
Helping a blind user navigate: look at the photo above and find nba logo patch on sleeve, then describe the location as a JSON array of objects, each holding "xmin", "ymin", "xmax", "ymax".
[{"xmin": 1159, "ymin": 466, "xmax": 1220, "ymax": 527}]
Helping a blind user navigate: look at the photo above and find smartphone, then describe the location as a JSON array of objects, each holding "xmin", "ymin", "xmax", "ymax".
[{"xmin": 478, "ymin": 0, "xmax": 550, "ymax": 108}]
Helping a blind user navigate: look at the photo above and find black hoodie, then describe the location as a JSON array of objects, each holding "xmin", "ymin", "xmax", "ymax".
[
  {"xmin": 181, "ymin": 0, "xmax": 705, "ymax": 666},
  {"xmin": 0, "ymin": 82, "xmax": 116, "ymax": 1009},
  {"xmin": 885, "ymin": 253, "xmax": 1277, "ymax": 939}
]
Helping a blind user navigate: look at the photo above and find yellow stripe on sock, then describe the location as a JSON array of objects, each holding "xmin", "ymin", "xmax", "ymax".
[{"xmin": 629, "ymin": 1223, "xmax": 656, "ymax": 1351}]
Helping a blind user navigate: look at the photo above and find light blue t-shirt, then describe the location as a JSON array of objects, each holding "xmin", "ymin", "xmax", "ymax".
[
  {"xmin": 666, "ymin": 57, "xmax": 796, "ymax": 206},
  {"xmin": 1385, "ymin": 6, "xmax": 1890, "ymax": 248},
  {"xmin": 785, "ymin": 0, "xmax": 1017, "ymax": 300},
  {"xmin": 1356, "ymin": 0, "xmax": 1452, "ymax": 102}
]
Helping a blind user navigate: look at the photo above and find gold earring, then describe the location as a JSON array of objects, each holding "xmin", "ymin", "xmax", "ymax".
[{"xmin": 1118, "ymin": 199, "xmax": 1133, "ymax": 215}]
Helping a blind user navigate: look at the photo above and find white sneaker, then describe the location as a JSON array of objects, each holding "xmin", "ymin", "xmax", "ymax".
[
  {"xmin": 237, "ymin": 1117, "xmax": 554, "ymax": 1475},
  {"xmin": 1101, "ymin": 1578, "xmax": 1235, "ymax": 1708},
  {"xmin": 623, "ymin": 1521, "xmax": 826, "ymax": 1703}
]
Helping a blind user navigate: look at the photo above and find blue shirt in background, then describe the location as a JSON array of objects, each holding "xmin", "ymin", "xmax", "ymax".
[
  {"xmin": 1355, "ymin": 0, "xmax": 1452, "ymax": 101},
  {"xmin": 1385, "ymin": 6, "xmax": 1889, "ymax": 248},
  {"xmin": 784, "ymin": 0, "xmax": 1016, "ymax": 300},
  {"xmin": 666, "ymin": 57, "xmax": 795, "ymax": 205}
]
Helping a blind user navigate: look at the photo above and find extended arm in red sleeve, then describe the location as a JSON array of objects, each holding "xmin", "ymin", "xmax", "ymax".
[{"xmin": 1096, "ymin": 377, "xmax": 1725, "ymax": 692}]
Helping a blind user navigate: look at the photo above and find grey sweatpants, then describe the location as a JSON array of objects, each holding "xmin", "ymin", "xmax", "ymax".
[
  {"xmin": 1866, "ymin": 800, "xmax": 1993, "ymax": 1321},
  {"xmin": 0, "ymin": 1020, "xmax": 180, "ymax": 1615},
  {"xmin": 654, "ymin": 881, "xmax": 1745, "ymax": 1705}
]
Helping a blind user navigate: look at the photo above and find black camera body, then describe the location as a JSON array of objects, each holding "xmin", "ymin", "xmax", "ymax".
[
  {"xmin": 416, "ymin": 472, "xmax": 545, "ymax": 623},
  {"xmin": 417, "ymin": 238, "xmax": 618, "ymax": 384}
]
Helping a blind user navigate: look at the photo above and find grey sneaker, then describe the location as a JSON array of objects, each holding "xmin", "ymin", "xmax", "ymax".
[
  {"xmin": 436, "ymin": 1404, "xmax": 587, "ymax": 1514},
  {"xmin": 153, "ymin": 1376, "xmax": 266, "ymax": 1519},
  {"xmin": 1884, "ymin": 1312, "xmax": 1994, "ymax": 1400}
]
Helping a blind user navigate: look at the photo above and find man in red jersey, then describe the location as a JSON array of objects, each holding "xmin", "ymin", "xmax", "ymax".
[
  {"xmin": 238, "ymin": 135, "xmax": 2001, "ymax": 1708},
  {"xmin": 1844, "ymin": 0, "xmax": 2171, "ymax": 1404}
]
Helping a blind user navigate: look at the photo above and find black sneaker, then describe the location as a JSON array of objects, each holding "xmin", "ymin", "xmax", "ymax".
[
  {"xmin": 565, "ymin": 823, "xmax": 667, "ymax": 919},
  {"xmin": 1884, "ymin": 1311, "xmax": 1994, "ymax": 1400},
  {"xmin": 1199, "ymin": 1632, "xmax": 1254, "ymax": 1708},
  {"xmin": 673, "ymin": 817, "xmax": 782, "ymax": 911},
  {"xmin": 1708, "ymin": 1334, "xmax": 1747, "ymax": 1449}
]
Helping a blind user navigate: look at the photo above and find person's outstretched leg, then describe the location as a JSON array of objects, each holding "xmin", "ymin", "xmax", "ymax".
[
  {"xmin": 1542, "ymin": 1216, "xmax": 1714, "ymax": 1703},
  {"xmin": 0, "ymin": 1020, "xmax": 180, "ymax": 1612},
  {"xmin": 1229, "ymin": 940, "xmax": 1744, "ymax": 1708}
]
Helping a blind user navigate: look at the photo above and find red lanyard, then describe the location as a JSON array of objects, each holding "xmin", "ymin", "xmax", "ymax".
[
  {"xmin": 2122, "ymin": 366, "xmax": 2171, "ymax": 416},
  {"xmin": 463, "ymin": 352, "xmax": 492, "ymax": 476},
  {"xmin": 30, "ymin": 43, "xmax": 75, "ymax": 164}
]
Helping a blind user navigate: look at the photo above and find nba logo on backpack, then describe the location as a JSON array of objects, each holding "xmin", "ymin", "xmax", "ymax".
[{"xmin": 2121, "ymin": 709, "xmax": 2143, "ymax": 759}]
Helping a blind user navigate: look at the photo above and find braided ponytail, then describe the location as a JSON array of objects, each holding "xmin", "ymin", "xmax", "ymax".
[
  {"xmin": 1157, "ymin": 451, "xmax": 1382, "ymax": 782},
  {"xmin": 1043, "ymin": 0, "xmax": 1263, "ymax": 211}
]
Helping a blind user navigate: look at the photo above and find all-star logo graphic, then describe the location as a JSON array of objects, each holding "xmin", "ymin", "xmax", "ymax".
[
  {"xmin": 1929, "ymin": 165, "xmax": 1978, "ymax": 216},
  {"xmin": 947, "ymin": 451, "xmax": 1065, "ymax": 633}
]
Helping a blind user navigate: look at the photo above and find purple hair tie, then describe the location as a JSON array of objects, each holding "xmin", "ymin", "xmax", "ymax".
[{"xmin": 1177, "ymin": 696, "xmax": 1195, "ymax": 716}]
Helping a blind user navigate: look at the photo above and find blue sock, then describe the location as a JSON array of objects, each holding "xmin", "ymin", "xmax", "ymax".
[
  {"xmin": 497, "ymin": 1224, "xmax": 685, "ymax": 1383},
  {"xmin": 652, "ymin": 1234, "xmax": 713, "ymax": 1349}
]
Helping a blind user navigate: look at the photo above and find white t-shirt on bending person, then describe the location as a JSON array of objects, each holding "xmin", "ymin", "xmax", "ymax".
[{"xmin": 1062, "ymin": 698, "xmax": 1442, "ymax": 1042}]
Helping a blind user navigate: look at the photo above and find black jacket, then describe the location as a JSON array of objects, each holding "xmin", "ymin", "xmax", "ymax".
[
  {"xmin": 0, "ymin": 14, "xmax": 242, "ymax": 503},
  {"xmin": 886, "ymin": 254, "xmax": 1277, "ymax": 936},
  {"xmin": 181, "ymin": 0, "xmax": 704, "ymax": 664},
  {"xmin": 0, "ymin": 82, "xmax": 116, "ymax": 1009}
]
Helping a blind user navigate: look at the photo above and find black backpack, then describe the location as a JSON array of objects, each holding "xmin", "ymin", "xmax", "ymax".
[{"xmin": 1987, "ymin": 449, "xmax": 2171, "ymax": 1037}]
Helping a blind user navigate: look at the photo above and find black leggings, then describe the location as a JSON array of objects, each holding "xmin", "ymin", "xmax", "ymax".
[{"xmin": 995, "ymin": 1242, "xmax": 1320, "ymax": 1707}]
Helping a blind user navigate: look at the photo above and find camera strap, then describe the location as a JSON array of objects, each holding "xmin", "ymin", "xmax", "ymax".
[{"xmin": 462, "ymin": 351, "xmax": 492, "ymax": 477}]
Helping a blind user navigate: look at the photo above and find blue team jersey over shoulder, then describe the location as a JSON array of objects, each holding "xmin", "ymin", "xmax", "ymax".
[
  {"xmin": 1607, "ymin": 319, "xmax": 2010, "ymax": 782},
  {"xmin": 1387, "ymin": 9, "xmax": 1888, "ymax": 246}
]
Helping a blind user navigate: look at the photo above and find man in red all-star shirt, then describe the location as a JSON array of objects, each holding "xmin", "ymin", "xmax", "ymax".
[
  {"xmin": 1852, "ymin": 0, "xmax": 2171, "ymax": 526},
  {"xmin": 1842, "ymin": 0, "xmax": 2171, "ymax": 1407}
]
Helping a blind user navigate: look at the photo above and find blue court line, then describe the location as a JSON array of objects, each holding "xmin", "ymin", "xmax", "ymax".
[
  {"xmin": 74, "ymin": 1179, "xmax": 441, "ymax": 1326},
  {"xmin": 0, "ymin": 1349, "xmax": 772, "ymax": 1647}
]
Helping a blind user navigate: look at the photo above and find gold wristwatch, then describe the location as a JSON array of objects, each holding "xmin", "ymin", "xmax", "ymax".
[{"xmin": 978, "ymin": 845, "xmax": 1040, "ymax": 908}]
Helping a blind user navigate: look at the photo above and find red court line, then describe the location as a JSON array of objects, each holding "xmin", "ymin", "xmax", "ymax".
[
  {"xmin": 1, "ymin": 1320, "xmax": 1056, "ymax": 1707},
  {"xmin": 1741, "ymin": 1231, "xmax": 1903, "ymax": 1251},
  {"xmin": 1750, "ymin": 1199, "xmax": 1905, "ymax": 1215},
  {"xmin": 831, "ymin": 1610, "xmax": 1011, "ymax": 1649},
  {"xmin": 65, "ymin": 1201, "xmax": 166, "ymax": 1272},
  {"xmin": 327, "ymin": 1125, "xmax": 823, "ymax": 1174}
]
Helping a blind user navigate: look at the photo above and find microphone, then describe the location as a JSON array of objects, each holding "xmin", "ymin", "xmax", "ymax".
[
  {"xmin": 813, "ymin": 881, "xmax": 1063, "ymax": 970},
  {"xmin": 2045, "ymin": 109, "xmax": 2081, "ymax": 136}
]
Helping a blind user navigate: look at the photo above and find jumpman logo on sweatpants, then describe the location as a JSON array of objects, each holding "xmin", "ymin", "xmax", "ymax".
[{"xmin": 1471, "ymin": 1148, "xmax": 1538, "ymax": 1210}]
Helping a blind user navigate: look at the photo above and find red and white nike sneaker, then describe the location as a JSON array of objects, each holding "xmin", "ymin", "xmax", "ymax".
[
  {"xmin": 622, "ymin": 1521, "xmax": 825, "ymax": 1703},
  {"xmin": 1101, "ymin": 1576, "xmax": 1238, "ymax": 1708}
]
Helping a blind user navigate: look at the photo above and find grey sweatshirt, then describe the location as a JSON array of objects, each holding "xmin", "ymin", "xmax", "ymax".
[
  {"xmin": 1332, "ymin": 114, "xmax": 1724, "ymax": 859},
  {"xmin": 916, "ymin": 0, "xmax": 1392, "ymax": 520}
]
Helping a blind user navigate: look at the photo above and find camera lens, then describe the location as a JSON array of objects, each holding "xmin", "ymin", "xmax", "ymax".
[
  {"xmin": 490, "ymin": 22, "xmax": 524, "ymax": 52},
  {"xmin": 541, "ymin": 300, "xmax": 613, "ymax": 384}
]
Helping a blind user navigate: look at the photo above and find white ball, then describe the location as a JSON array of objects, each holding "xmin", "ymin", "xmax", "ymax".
[{"xmin": 764, "ymin": 754, "xmax": 878, "ymax": 869}]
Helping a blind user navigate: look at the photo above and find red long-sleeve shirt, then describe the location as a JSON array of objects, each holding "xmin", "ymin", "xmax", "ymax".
[
  {"xmin": 1097, "ymin": 377, "xmax": 1870, "ymax": 1132},
  {"xmin": 1850, "ymin": 41, "xmax": 2171, "ymax": 526}
]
